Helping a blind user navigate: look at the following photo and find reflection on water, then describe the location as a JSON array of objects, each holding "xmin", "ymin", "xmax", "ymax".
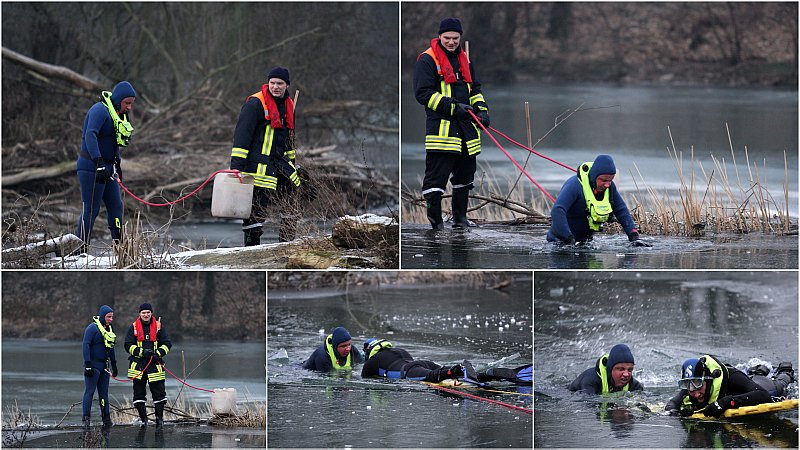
[
  {"xmin": 534, "ymin": 271, "xmax": 798, "ymax": 448},
  {"xmin": 401, "ymin": 225, "xmax": 798, "ymax": 269}
]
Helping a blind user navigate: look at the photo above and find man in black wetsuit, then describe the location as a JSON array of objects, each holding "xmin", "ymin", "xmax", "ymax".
[
  {"xmin": 568, "ymin": 343, "xmax": 644, "ymax": 394},
  {"xmin": 665, "ymin": 355, "xmax": 773, "ymax": 417},
  {"xmin": 360, "ymin": 338, "xmax": 462, "ymax": 382}
]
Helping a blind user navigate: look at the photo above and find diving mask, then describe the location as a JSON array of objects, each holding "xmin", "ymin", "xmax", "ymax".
[{"xmin": 677, "ymin": 377, "xmax": 707, "ymax": 392}]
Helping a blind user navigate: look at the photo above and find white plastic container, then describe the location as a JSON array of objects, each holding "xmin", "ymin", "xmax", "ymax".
[
  {"xmin": 211, "ymin": 388, "xmax": 237, "ymax": 415},
  {"xmin": 211, "ymin": 173, "xmax": 254, "ymax": 219}
]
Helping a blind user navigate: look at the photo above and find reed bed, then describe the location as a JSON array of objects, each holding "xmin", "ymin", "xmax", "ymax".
[{"xmin": 630, "ymin": 125, "xmax": 793, "ymax": 236}]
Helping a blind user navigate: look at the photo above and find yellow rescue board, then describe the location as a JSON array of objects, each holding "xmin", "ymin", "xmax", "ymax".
[
  {"xmin": 423, "ymin": 379, "xmax": 480, "ymax": 388},
  {"xmin": 690, "ymin": 398, "xmax": 798, "ymax": 419}
]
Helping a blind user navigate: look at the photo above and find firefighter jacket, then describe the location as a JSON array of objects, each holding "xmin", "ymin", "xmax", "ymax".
[
  {"xmin": 125, "ymin": 318, "xmax": 172, "ymax": 382},
  {"xmin": 413, "ymin": 38, "xmax": 489, "ymax": 156},
  {"xmin": 230, "ymin": 88, "xmax": 300, "ymax": 189}
]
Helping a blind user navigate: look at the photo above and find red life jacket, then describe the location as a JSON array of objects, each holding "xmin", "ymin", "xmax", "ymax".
[
  {"xmin": 419, "ymin": 38, "xmax": 473, "ymax": 84},
  {"xmin": 249, "ymin": 86, "xmax": 295, "ymax": 130},
  {"xmin": 133, "ymin": 318, "xmax": 159, "ymax": 342}
]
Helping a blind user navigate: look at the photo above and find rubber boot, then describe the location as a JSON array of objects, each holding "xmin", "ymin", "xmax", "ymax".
[
  {"xmin": 482, "ymin": 367, "xmax": 517, "ymax": 383},
  {"xmin": 279, "ymin": 215, "xmax": 298, "ymax": 242},
  {"xmin": 82, "ymin": 415, "xmax": 91, "ymax": 430},
  {"xmin": 101, "ymin": 410, "xmax": 113, "ymax": 429},
  {"xmin": 244, "ymin": 229, "xmax": 262, "ymax": 247},
  {"xmin": 451, "ymin": 189, "xmax": 473, "ymax": 229},
  {"xmin": 154, "ymin": 402, "xmax": 165, "ymax": 428},
  {"xmin": 135, "ymin": 402, "xmax": 148, "ymax": 427},
  {"xmin": 425, "ymin": 194, "xmax": 444, "ymax": 230}
]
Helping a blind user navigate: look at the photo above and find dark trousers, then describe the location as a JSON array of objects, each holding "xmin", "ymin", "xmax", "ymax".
[
  {"xmin": 401, "ymin": 360, "xmax": 443, "ymax": 382},
  {"xmin": 76, "ymin": 169, "xmax": 123, "ymax": 243},
  {"xmin": 82, "ymin": 367, "xmax": 110, "ymax": 417},
  {"xmin": 132, "ymin": 378, "xmax": 167, "ymax": 404},
  {"xmin": 421, "ymin": 151, "xmax": 477, "ymax": 198},
  {"xmin": 242, "ymin": 175, "xmax": 298, "ymax": 234}
]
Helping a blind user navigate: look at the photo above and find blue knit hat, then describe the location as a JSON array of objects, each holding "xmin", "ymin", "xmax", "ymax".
[
  {"xmin": 267, "ymin": 67, "xmax": 291, "ymax": 85},
  {"xmin": 110, "ymin": 81, "xmax": 137, "ymax": 108},
  {"xmin": 589, "ymin": 154, "xmax": 617, "ymax": 183},
  {"xmin": 331, "ymin": 327, "xmax": 352, "ymax": 348},
  {"xmin": 607, "ymin": 344, "xmax": 635, "ymax": 369},
  {"xmin": 438, "ymin": 18, "xmax": 463, "ymax": 35},
  {"xmin": 98, "ymin": 305, "xmax": 113, "ymax": 324}
]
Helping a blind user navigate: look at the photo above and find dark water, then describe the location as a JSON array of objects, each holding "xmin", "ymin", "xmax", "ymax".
[
  {"xmin": 401, "ymin": 224, "xmax": 798, "ymax": 269},
  {"xmin": 267, "ymin": 280, "xmax": 533, "ymax": 448},
  {"xmin": 1, "ymin": 340, "xmax": 265, "ymax": 447},
  {"xmin": 402, "ymin": 83, "xmax": 798, "ymax": 215},
  {"xmin": 534, "ymin": 271, "xmax": 799, "ymax": 448}
]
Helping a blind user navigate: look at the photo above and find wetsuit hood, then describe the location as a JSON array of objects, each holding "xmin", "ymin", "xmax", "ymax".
[
  {"xmin": 331, "ymin": 327, "xmax": 351, "ymax": 357},
  {"xmin": 110, "ymin": 81, "xmax": 136, "ymax": 110},
  {"xmin": 98, "ymin": 305, "xmax": 113, "ymax": 326},
  {"xmin": 606, "ymin": 344, "xmax": 635, "ymax": 388},
  {"xmin": 588, "ymin": 154, "xmax": 616, "ymax": 185}
]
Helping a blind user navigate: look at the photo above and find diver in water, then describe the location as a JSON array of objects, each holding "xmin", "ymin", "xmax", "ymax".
[
  {"xmin": 303, "ymin": 327, "xmax": 364, "ymax": 372},
  {"xmin": 568, "ymin": 343, "xmax": 644, "ymax": 394},
  {"xmin": 665, "ymin": 355, "xmax": 779, "ymax": 417},
  {"xmin": 361, "ymin": 338, "xmax": 532, "ymax": 384}
]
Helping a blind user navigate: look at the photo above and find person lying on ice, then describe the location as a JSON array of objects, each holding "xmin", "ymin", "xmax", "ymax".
[
  {"xmin": 303, "ymin": 327, "xmax": 364, "ymax": 372},
  {"xmin": 568, "ymin": 343, "xmax": 644, "ymax": 394},
  {"xmin": 665, "ymin": 355, "xmax": 785, "ymax": 417},
  {"xmin": 547, "ymin": 154, "xmax": 649, "ymax": 247},
  {"xmin": 360, "ymin": 338, "xmax": 532, "ymax": 384}
]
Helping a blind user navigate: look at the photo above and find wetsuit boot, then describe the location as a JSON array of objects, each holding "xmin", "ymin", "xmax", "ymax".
[
  {"xmin": 154, "ymin": 402, "xmax": 165, "ymax": 428},
  {"xmin": 425, "ymin": 193, "xmax": 444, "ymax": 230},
  {"xmin": 244, "ymin": 228, "xmax": 262, "ymax": 247},
  {"xmin": 135, "ymin": 402, "xmax": 148, "ymax": 427},
  {"xmin": 451, "ymin": 189, "xmax": 473, "ymax": 228},
  {"xmin": 101, "ymin": 411, "xmax": 113, "ymax": 429},
  {"xmin": 433, "ymin": 363, "xmax": 463, "ymax": 381},
  {"xmin": 82, "ymin": 415, "xmax": 91, "ymax": 430}
]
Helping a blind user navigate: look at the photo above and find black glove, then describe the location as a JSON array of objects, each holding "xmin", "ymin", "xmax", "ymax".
[
  {"xmin": 477, "ymin": 110, "xmax": 490, "ymax": 127},
  {"xmin": 702, "ymin": 400, "xmax": 727, "ymax": 418},
  {"xmin": 114, "ymin": 162, "xmax": 122, "ymax": 181},
  {"xmin": 93, "ymin": 158, "xmax": 112, "ymax": 184},
  {"xmin": 111, "ymin": 361, "xmax": 118, "ymax": 378},
  {"xmin": 142, "ymin": 348, "xmax": 155, "ymax": 359},
  {"xmin": 628, "ymin": 232, "xmax": 652, "ymax": 247},
  {"xmin": 453, "ymin": 103, "xmax": 473, "ymax": 120},
  {"xmin": 84, "ymin": 362, "xmax": 94, "ymax": 378}
]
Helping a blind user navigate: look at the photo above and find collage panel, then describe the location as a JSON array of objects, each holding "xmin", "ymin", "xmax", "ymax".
[
  {"xmin": 1, "ymin": 2, "xmax": 399, "ymax": 270},
  {"xmin": 267, "ymin": 271, "xmax": 532, "ymax": 448},
  {"xmin": 1, "ymin": 271, "xmax": 266, "ymax": 447},
  {"xmin": 400, "ymin": 3, "xmax": 797, "ymax": 270},
  {"xmin": 533, "ymin": 270, "xmax": 799, "ymax": 448}
]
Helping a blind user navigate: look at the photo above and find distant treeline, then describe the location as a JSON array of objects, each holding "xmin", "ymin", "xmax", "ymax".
[
  {"xmin": 1, "ymin": 272, "xmax": 265, "ymax": 341},
  {"xmin": 402, "ymin": 2, "xmax": 797, "ymax": 86}
]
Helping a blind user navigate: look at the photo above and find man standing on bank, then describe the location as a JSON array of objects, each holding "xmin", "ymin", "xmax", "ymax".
[
  {"xmin": 125, "ymin": 303, "xmax": 172, "ymax": 427},
  {"xmin": 414, "ymin": 18, "xmax": 490, "ymax": 230},
  {"xmin": 230, "ymin": 67, "xmax": 302, "ymax": 246}
]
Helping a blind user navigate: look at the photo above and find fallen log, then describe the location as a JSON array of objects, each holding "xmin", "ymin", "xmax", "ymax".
[
  {"xmin": 2, "ymin": 46, "xmax": 101, "ymax": 91},
  {"xmin": 2, "ymin": 233, "xmax": 83, "ymax": 264},
  {"xmin": 3, "ymin": 161, "xmax": 75, "ymax": 186}
]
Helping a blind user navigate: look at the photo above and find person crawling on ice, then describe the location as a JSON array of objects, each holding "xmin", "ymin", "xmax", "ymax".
[
  {"xmin": 303, "ymin": 327, "xmax": 364, "ymax": 372},
  {"xmin": 664, "ymin": 355, "xmax": 789, "ymax": 417},
  {"xmin": 547, "ymin": 154, "xmax": 649, "ymax": 247},
  {"xmin": 568, "ymin": 343, "xmax": 644, "ymax": 394},
  {"xmin": 361, "ymin": 337, "xmax": 532, "ymax": 384}
]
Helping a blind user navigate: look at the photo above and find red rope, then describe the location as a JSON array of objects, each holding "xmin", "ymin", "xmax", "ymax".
[
  {"xmin": 106, "ymin": 355, "xmax": 154, "ymax": 382},
  {"xmin": 162, "ymin": 365, "xmax": 215, "ymax": 393},
  {"xmin": 488, "ymin": 126, "xmax": 577, "ymax": 173},
  {"xmin": 425, "ymin": 382, "xmax": 532, "ymax": 414},
  {"xmin": 116, "ymin": 169, "xmax": 243, "ymax": 207},
  {"xmin": 468, "ymin": 110, "xmax": 555, "ymax": 202}
]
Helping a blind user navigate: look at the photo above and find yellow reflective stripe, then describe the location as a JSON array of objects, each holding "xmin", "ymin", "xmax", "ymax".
[
  {"xmin": 469, "ymin": 93, "xmax": 485, "ymax": 106},
  {"xmin": 256, "ymin": 163, "xmax": 268, "ymax": 176},
  {"xmin": 427, "ymin": 92, "xmax": 444, "ymax": 110},
  {"xmin": 231, "ymin": 147, "xmax": 249, "ymax": 158},
  {"xmin": 158, "ymin": 345, "xmax": 170, "ymax": 356},
  {"xmin": 262, "ymin": 126, "xmax": 275, "ymax": 157},
  {"xmin": 285, "ymin": 149, "xmax": 296, "ymax": 159}
]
